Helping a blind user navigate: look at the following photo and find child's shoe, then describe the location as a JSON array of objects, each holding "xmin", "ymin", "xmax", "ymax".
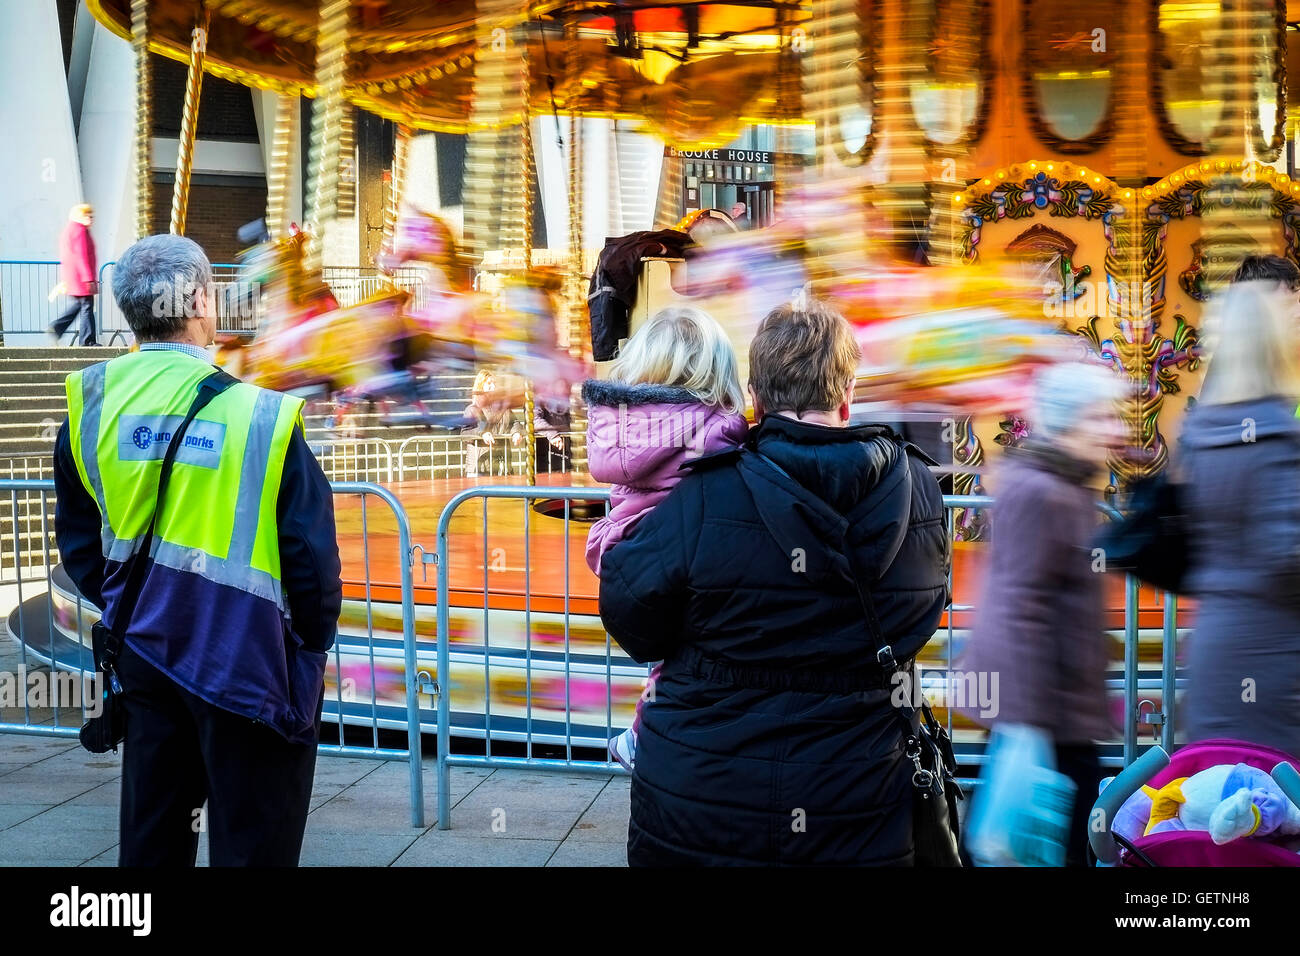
[{"xmin": 608, "ymin": 728, "xmax": 637, "ymax": 771}]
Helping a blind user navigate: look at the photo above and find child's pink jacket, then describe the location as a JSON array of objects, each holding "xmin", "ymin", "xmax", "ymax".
[{"xmin": 582, "ymin": 379, "xmax": 749, "ymax": 575}]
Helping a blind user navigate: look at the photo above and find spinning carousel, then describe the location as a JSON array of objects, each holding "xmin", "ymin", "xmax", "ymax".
[{"xmin": 26, "ymin": 0, "xmax": 1298, "ymax": 750}]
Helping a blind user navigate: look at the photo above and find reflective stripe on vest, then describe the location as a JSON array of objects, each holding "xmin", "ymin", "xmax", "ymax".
[{"xmin": 66, "ymin": 351, "xmax": 304, "ymax": 609}]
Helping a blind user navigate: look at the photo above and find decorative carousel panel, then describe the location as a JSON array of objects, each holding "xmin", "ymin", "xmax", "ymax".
[
  {"xmin": 911, "ymin": 0, "xmax": 989, "ymax": 147},
  {"xmin": 1020, "ymin": 0, "xmax": 1123, "ymax": 153},
  {"xmin": 1153, "ymin": 0, "xmax": 1286, "ymax": 160}
]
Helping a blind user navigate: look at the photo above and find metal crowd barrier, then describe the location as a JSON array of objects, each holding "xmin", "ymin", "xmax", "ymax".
[
  {"xmin": 321, "ymin": 266, "xmax": 426, "ymax": 308},
  {"xmin": 0, "ymin": 478, "xmax": 425, "ymax": 828},
  {"xmin": 431, "ymin": 487, "xmax": 1176, "ymax": 829},
  {"xmin": 434, "ymin": 485, "xmax": 619, "ymax": 829},
  {"xmin": 312, "ymin": 438, "xmax": 395, "ymax": 484},
  {"xmin": 0, "ymin": 259, "xmax": 433, "ymax": 342},
  {"xmin": 0, "ymin": 260, "xmax": 69, "ymax": 336},
  {"xmin": 397, "ymin": 431, "xmax": 583, "ymax": 481}
]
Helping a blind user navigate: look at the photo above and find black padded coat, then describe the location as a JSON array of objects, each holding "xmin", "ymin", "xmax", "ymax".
[{"xmin": 599, "ymin": 414, "xmax": 949, "ymax": 865}]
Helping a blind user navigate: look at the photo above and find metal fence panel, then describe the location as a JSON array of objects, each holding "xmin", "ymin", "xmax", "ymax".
[
  {"xmin": 312, "ymin": 438, "xmax": 394, "ymax": 484},
  {"xmin": 0, "ymin": 260, "xmax": 434, "ymax": 343},
  {"xmin": 432, "ymin": 487, "xmax": 1158, "ymax": 829},
  {"xmin": 0, "ymin": 478, "xmax": 425, "ymax": 828},
  {"xmin": 435, "ymin": 485, "xmax": 622, "ymax": 830},
  {"xmin": 0, "ymin": 260, "xmax": 70, "ymax": 336}
]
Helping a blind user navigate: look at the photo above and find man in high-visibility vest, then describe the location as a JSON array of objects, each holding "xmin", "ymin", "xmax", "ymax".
[{"xmin": 53, "ymin": 234, "xmax": 342, "ymax": 866}]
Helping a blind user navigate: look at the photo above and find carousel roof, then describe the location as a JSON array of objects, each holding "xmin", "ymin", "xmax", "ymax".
[{"xmin": 86, "ymin": 0, "xmax": 805, "ymax": 145}]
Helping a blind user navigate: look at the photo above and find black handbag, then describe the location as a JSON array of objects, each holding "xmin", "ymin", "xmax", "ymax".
[
  {"xmin": 901, "ymin": 697, "xmax": 965, "ymax": 867},
  {"xmin": 79, "ymin": 368, "xmax": 237, "ymax": 753},
  {"xmin": 1095, "ymin": 472, "xmax": 1189, "ymax": 594}
]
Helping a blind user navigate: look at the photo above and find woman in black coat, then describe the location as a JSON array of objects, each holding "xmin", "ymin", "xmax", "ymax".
[{"xmin": 598, "ymin": 303, "xmax": 949, "ymax": 865}]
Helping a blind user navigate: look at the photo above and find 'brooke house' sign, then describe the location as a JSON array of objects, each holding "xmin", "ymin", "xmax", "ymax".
[{"xmin": 666, "ymin": 147, "xmax": 774, "ymax": 164}]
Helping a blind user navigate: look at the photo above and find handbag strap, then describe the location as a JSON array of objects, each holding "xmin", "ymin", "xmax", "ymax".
[{"xmin": 107, "ymin": 367, "xmax": 239, "ymax": 647}]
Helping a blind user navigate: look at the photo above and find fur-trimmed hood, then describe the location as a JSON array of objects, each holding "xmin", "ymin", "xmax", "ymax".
[{"xmin": 582, "ymin": 379, "xmax": 713, "ymax": 408}]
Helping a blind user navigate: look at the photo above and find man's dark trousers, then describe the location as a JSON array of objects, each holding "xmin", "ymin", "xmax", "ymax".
[
  {"xmin": 51, "ymin": 295, "xmax": 98, "ymax": 345},
  {"xmin": 115, "ymin": 642, "xmax": 320, "ymax": 866}
]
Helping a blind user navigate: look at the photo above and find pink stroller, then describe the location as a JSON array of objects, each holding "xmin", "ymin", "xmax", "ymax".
[{"xmin": 1090, "ymin": 739, "xmax": 1300, "ymax": 866}]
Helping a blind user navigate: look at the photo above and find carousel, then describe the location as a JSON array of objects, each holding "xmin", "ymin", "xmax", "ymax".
[{"xmin": 19, "ymin": 0, "xmax": 1300, "ymax": 754}]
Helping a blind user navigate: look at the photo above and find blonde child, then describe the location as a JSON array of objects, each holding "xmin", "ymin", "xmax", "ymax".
[{"xmin": 582, "ymin": 307, "xmax": 749, "ymax": 769}]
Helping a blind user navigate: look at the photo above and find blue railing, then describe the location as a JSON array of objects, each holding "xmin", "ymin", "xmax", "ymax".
[{"xmin": 0, "ymin": 258, "xmax": 246, "ymax": 343}]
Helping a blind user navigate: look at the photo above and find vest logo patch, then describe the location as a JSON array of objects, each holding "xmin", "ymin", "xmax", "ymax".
[{"xmin": 118, "ymin": 415, "xmax": 226, "ymax": 468}]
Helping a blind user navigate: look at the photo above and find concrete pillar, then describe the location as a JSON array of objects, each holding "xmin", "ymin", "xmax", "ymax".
[
  {"xmin": 78, "ymin": 20, "xmax": 138, "ymax": 261},
  {"xmin": 251, "ymin": 89, "xmax": 302, "ymax": 229},
  {"xmin": 0, "ymin": 0, "xmax": 83, "ymax": 261}
]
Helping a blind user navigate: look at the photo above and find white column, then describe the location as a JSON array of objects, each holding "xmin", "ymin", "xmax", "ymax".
[
  {"xmin": 534, "ymin": 115, "xmax": 566, "ymax": 250},
  {"xmin": 79, "ymin": 20, "xmax": 138, "ymax": 261},
  {"xmin": 0, "ymin": 0, "xmax": 83, "ymax": 261},
  {"xmin": 402, "ymin": 131, "xmax": 442, "ymax": 216},
  {"xmin": 251, "ymin": 90, "xmax": 303, "ymax": 228}
]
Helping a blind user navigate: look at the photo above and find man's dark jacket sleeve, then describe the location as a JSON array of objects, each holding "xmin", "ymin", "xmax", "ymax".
[
  {"xmin": 277, "ymin": 427, "xmax": 342, "ymax": 653},
  {"xmin": 54, "ymin": 419, "xmax": 342, "ymax": 652},
  {"xmin": 54, "ymin": 420, "xmax": 106, "ymax": 610}
]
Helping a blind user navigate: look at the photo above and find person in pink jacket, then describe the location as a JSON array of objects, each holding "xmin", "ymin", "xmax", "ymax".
[
  {"xmin": 50, "ymin": 204, "xmax": 99, "ymax": 345},
  {"xmin": 582, "ymin": 306, "xmax": 749, "ymax": 769}
]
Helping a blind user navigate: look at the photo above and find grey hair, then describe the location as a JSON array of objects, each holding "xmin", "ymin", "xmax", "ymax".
[
  {"xmin": 1031, "ymin": 361, "xmax": 1124, "ymax": 440},
  {"xmin": 112, "ymin": 234, "xmax": 213, "ymax": 341}
]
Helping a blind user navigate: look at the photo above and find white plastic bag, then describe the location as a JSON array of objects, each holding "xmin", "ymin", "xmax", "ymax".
[{"xmin": 966, "ymin": 723, "xmax": 1077, "ymax": 867}]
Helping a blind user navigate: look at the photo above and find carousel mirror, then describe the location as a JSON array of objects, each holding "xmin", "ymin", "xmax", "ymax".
[
  {"xmin": 1023, "ymin": 0, "xmax": 1119, "ymax": 151},
  {"xmin": 1156, "ymin": 1, "xmax": 1223, "ymax": 150},
  {"xmin": 909, "ymin": 0, "xmax": 985, "ymax": 146},
  {"xmin": 1155, "ymin": 0, "xmax": 1285, "ymax": 158}
]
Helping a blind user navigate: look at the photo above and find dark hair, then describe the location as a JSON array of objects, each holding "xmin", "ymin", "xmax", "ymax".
[
  {"xmin": 749, "ymin": 299, "xmax": 860, "ymax": 414},
  {"xmin": 1232, "ymin": 254, "xmax": 1300, "ymax": 291}
]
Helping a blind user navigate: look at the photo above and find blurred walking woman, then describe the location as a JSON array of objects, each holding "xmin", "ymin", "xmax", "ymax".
[
  {"xmin": 1177, "ymin": 280, "xmax": 1300, "ymax": 756},
  {"xmin": 958, "ymin": 362, "xmax": 1124, "ymax": 866}
]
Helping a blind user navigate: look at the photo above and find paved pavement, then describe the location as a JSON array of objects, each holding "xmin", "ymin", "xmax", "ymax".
[
  {"xmin": 1, "ymin": 637, "xmax": 630, "ymax": 867},
  {"xmin": 0, "ymin": 734, "xmax": 631, "ymax": 867}
]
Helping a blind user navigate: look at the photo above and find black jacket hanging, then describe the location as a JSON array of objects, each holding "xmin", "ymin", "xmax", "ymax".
[{"xmin": 588, "ymin": 229, "xmax": 695, "ymax": 361}]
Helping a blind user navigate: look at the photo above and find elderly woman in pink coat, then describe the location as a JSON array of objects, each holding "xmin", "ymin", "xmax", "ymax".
[{"xmin": 50, "ymin": 204, "xmax": 99, "ymax": 345}]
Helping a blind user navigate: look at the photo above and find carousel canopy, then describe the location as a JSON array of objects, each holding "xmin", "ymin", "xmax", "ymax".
[{"xmin": 87, "ymin": 0, "xmax": 806, "ymax": 146}]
